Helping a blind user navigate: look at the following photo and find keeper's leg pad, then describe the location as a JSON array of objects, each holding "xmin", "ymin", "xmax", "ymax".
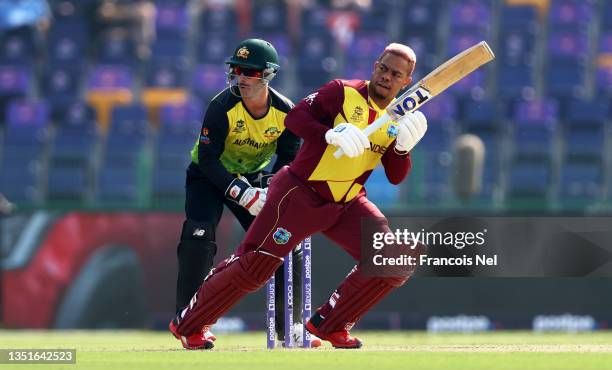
[
  {"xmin": 175, "ymin": 220, "xmax": 217, "ymax": 311},
  {"xmin": 316, "ymin": 265, "xmax": 411, "ymax": 334},
  {"xmin": 175, "ymin": 250, "xmax": 283, "ymax": 336}
]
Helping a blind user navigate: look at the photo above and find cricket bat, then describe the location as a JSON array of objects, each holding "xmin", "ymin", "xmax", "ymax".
[{"xmin": 334, "ymin": 41, "xmax": 495, "ymax": 158}]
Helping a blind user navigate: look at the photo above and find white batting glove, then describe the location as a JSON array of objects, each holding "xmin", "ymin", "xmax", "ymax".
[
  {"xmin": 225, "ymin": 176, "xmax": 267, "ymax": 216},
  {"xmin": 325, "ymin": 123, "xmax": 370, "ymax": 158},
  {"xmin": 395, "ymin": 111, "xmax": 427, "ymax": 153}
]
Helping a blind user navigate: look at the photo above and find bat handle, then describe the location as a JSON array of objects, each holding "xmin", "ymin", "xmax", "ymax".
[{"xmin": 332, "ymin": 112, "xmax": 392, "ymax": 159}]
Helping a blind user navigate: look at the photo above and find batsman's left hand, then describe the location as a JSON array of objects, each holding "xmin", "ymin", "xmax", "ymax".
[{"xmin": 395, "ymin": 111, "xmax": 427, "ymax": 153}]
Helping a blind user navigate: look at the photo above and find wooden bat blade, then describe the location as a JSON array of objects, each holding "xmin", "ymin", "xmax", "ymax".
[{"xmin": 420, "ymin": 41, "xmax": 495, "ymax": 97}]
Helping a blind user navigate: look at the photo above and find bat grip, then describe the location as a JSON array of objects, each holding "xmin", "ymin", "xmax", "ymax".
[{"xmin": 333, "ymin": 112, "xmax": 392, "ymax": 158}]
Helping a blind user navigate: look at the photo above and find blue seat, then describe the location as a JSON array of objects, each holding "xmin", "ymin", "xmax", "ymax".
[
  {"xmin": 296, "ymin": 32, "xmax": 334, "ymax": 90},
  {"xmin": 500, "ymin": 5, "xmax": 538, "ymax": 32},
  {"xmin": 42, "ymin": 65, "xmax": 82, "ymax": 116},
  {"xmin": 96, "ymin": 164, "xmax": 139, "ymax": 203},
  {"xmin": 595, "ymin": 65, "xmax": 612, "ymax": 94},
  {"xmin": 498, "ymin": 29, "xmax": 537, "ymax": 65},
  {"xmin": 200, "ymin": 5, "xmax": 238, "ymax": 38},
  {"xmin": 448, "ymin": 68, "xmax": 486, "ymax": 97},
  {"xmin": 546, "ymin": 59, "xmax": 587, "ymax": 97},
  {"xmin": 422, "ymin": 151, "xmax": 453, "ymax": 202},
  {"xmin": 0, "ymin": 66, "xmax": 31, "ymax": 98},
  {"xmin": 152, "ymin": 167, "xmax": 186, "ymax": 202},
  {"xmin": 0, "ymin": 27, "xmax": 36, "ymax": 65},
  {"xmin": 567, "ymin": 98, "xmax": 610, "ymax": 124},
  {"xmin": 349, "ymin": 32, "xmax": 388, "ymax": 60},
  {"xmin": 151, "ymin": 38, "xmax": 188, "ymax": 59},
  {"xmin": 549, "ymin": 0, "xmax": 594, "ymax": 28},
  {"xmin": 512, "ymin": 99, "xmax": 558, "ymax": 159},
  {"xmin": 299, "ymin": 31, "xmax": 334, "ymax": 62},
  {"xmin": 508, "ymin": 161, "xmax": 551, "ymax": 198},
  {"xmin": 155, "ymin": 4, "xmax": 189, "ymax": 39},
  {"xmin": 462, "ymin": 98, "xmax": 498, "ymax": 127},
  {"xmin": 97, "ymin": 32, "xmax": 138, "ymax": 66},
  {"xmin": 0, "ymin": 164, "xmax": 40, "ymax": 204},
  {"xmin": 300, "ymin": 5, "xmax": 328, "ymax": 30},
  {"xmin": 604, "ymin": 2, "xmax": 612, "ymax": 31},
  {"xmin": 47, "ymin": 26, "xmax": 87, "ymax": 64},
  {"xmin": 498, "ymin": 63, "xmax": 535, "ymax": 99},
  {"xmin": 563, "ymin": 98, "xmax": 608, "ymax": 159},
  {"xmin": 191, "ymin": 64, "xmax": 228, "ymax": 101},
  {"xmin": 448, "ymin": 0, "xmax": 492, "ymax": 34},
  {"xmin": 400, "ymin": 0, "xmax": 444, "ymax": 34},
  {"xmin": 88, "ymin": 65, "xmax": 133, "ymax": 90},
  {"xmin": 3, "ymin": 100, "xmax": 50, "ymax": 161},
  {"xmin": 52, "ymin": 107, "xmax": 99, "ymax": 164},
  {"xmin": 196, "ymin": 33, "xmax": 234, "ymax": 64},
  {"xmin": 357, "ymin": 3, "xmax": 392, "ymax": 31},
  {"xmin": 403, "ymin": 33, "xmax": 436, "ymax": 72},
  {"xmin": 47, "ymin": 165, "xmax": 88, "ymax": 201},
  {"xmin": 419, "ymin": 95, "xmax": 457, "ymax": 153},
  {"xmin": 106, "ymin": 104, "xmax": 150, "ymax": 158},
  {"xmin": 156, "ymin": 121, "xmax": 196, "ymax": 169},
  {"xmin": 560, "ymin": 161, "xmax": 602, "ymax": 200},
  {"xmin": 252, "ymin": 0, "xmax": 287, "ymax": 32},
  {"xmin": 547, "ymin": 28, "xmax": 590, "ymax": 61},
  {"xmin": 145, "ymin": 61, "xmax": 186, "ymax": 88}
]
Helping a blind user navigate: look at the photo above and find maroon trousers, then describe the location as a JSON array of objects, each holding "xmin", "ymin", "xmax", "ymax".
[{"xmin": 175, "ymin": 166, "xmax": 420, "ymax": 336}]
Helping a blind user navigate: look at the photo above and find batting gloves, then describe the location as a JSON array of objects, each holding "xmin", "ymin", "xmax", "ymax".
[
  {"xmin": 325, "ymin": 123, "xmax": 370, "ymax": 158},
  {"xmin": 394, "ymin": 111, "xmax": 427, "ymax": 153},
  {"xmin": 225, "ymin": 176, "xmax": 267, "ymax": 216}
]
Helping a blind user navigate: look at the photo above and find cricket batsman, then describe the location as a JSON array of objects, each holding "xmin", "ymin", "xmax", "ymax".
[
  {"xmin": 170, "ymin": 43, "xmax": 428, "ymax": 349},
  {"xmin": 173, "ymin": 38, "xmax": 312, "ymax": 349}
]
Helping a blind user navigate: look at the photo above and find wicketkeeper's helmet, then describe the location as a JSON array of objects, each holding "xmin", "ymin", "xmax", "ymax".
[{"xmin": 226, "ymin": 38, "xmax": 280, "ymax": 82}]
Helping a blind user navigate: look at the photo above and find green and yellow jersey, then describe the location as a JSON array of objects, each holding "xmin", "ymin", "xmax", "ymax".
[{"xmin": 188, "ymin": 86, "xmax": 300, "ymax": 192}]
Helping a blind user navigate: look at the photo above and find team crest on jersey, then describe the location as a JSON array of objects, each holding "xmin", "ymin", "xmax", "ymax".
[
  {"xmin": 202, "ymin": 128, "xmax": 209, "ymax": 136},
  {"xmin": 236, "ymin": 46, "xmax": 250, "ymax": 59},
  {"xmin": 264, "ymin": 126, "xmax": 280, "ymax": 138},
  {"xmin": 233, "ymin": 119, "xmax": 246, "ymax": 133},
  {"xmin": 273, "ymin": 227, "xmax": 291, "ymax": 245},
  {"xmin": 199, "ymin": 135, "xmax": 210, "ymax": 144},
  {"xmin": 387, "ymin": 124, "xmax": 399, "ymax": 138},
  {"xmin": 351, "ymin": 106, "xmax": 365, "ymax": 122}
]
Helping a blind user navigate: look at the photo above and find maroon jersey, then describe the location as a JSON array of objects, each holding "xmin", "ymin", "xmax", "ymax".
[{"xmin": 285, "ymin": 79, "xmax": 412, "ymax": 203}]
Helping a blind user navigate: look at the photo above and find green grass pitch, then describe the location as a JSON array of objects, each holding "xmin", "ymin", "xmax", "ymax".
[{"xmin": 1, "ymin": 330, "xmax": 611, "ymax": 370}]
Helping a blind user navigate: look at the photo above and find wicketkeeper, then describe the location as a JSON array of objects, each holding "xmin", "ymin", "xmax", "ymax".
[
  {"xmin": 170, "ymin": 43, "xmax": 427, "ymax": 349},
  {"xmin": 172, "ymin": 38, "xmax": 310, "ymax": 349}
]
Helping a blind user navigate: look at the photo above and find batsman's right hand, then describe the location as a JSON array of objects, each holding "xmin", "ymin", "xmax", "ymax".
[
  {"xmin": 325, "ymin": 123, "xmax": 370, "ymax": 158},
  {"xmin": 395, "ymin": 111, "xmax": 427, "ymax": 153},
  {"xmin": 225, "ymin": 176, "xmax": 267, "ymax": 216}
]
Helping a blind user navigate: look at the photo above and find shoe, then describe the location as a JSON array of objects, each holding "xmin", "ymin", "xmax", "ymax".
[
  {"xmin": 291, "ymin": 323, "xmax": 322, "ymax": 348},
  {"xmin": 305, "ymin": 320, "xmax": 362, "ymax": 349},
  {"xmin": 204, "ymin": 329, "xmax": 217, "ymax": 342},
  {"xmin": 169, "ymin": 319, "xmax": 215, "ymax": 350}
]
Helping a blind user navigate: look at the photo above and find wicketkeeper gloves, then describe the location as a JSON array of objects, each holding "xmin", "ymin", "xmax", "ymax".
[{"xmin": 225, "ymin": 176, "xmax": 267, "ymax": 216}]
